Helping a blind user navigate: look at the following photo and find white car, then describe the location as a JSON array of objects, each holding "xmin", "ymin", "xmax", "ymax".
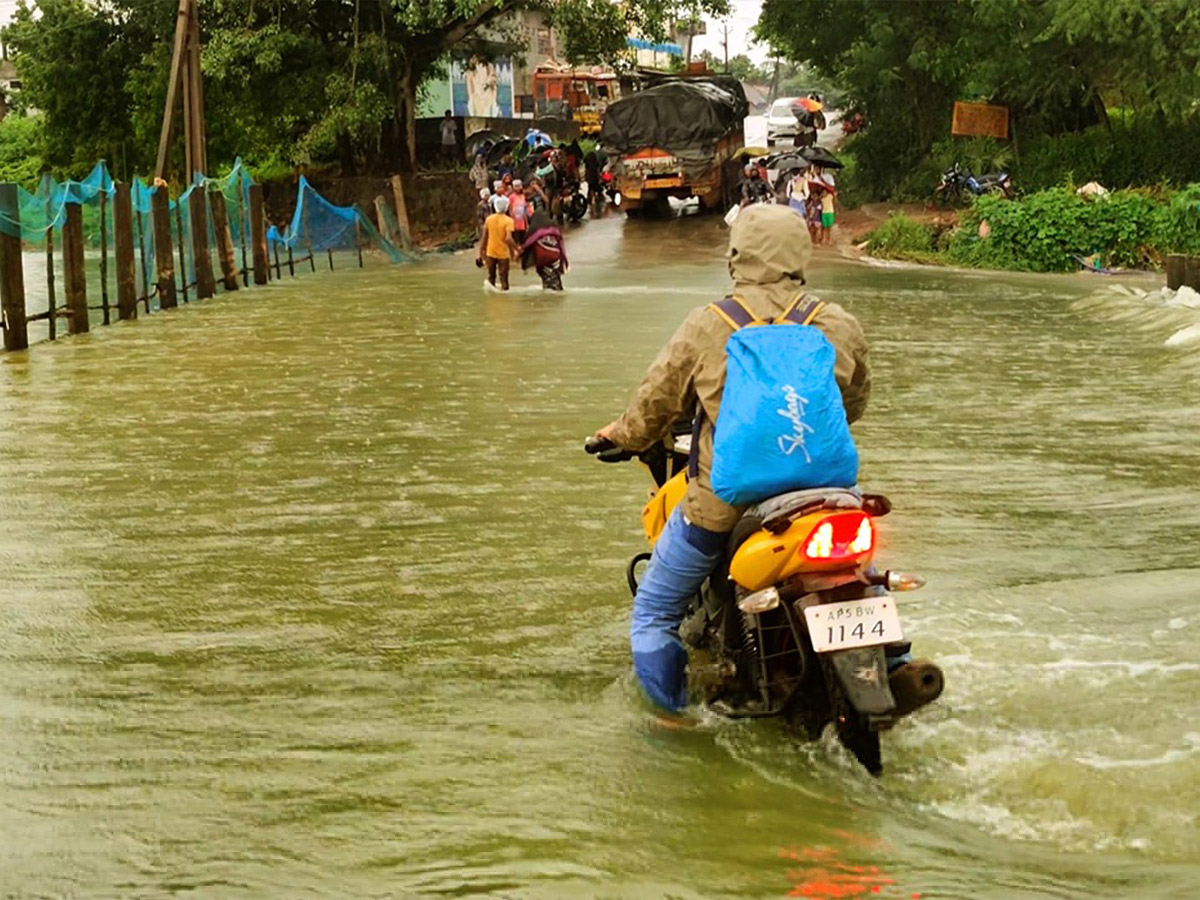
[{"xmin": 766, "ymin": 97, "xmax": 799, "ymax": 146}]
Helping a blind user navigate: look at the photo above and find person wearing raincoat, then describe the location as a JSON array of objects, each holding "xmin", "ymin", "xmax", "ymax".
[{"xmin": 593, "ymin": 205, "xmax": 871, "ymax": 714}]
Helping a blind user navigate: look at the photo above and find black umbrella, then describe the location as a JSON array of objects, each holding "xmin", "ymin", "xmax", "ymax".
[
  {"xmin": 485, "ymin": 138, "xmax": 519, "ymax": 165},
  {"xmin": 465, "ymin": 129, "xmax": 508, "ymax": 158},
  {"xmin": 768, "ymin": 154, "xmax": 809, "ymax": 173},
  {"xmin": 802, "ymin": 145, "xmax": 844, "ymax": 169}
]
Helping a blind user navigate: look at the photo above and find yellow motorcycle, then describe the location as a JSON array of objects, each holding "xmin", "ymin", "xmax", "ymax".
[{"xmin": 587, "ymin": 432, "xmax": 944, "ymax": 775}]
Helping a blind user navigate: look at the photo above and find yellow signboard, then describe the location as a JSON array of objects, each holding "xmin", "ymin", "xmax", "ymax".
[{"xmin": 952, "ymin": 102, "xmax": 1010, "ymax": 140}]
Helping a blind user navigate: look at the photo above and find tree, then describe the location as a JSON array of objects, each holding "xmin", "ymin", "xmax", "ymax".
[
  {"xmin": 1, "ymin": 0, "xmax": 735, "ymax": 180},
  {"xmin": 4, "ymin": 0, "xmax": 141, "ymax": 175},
  {"xmin": 551, "ymin": 0, "xmax": 729, "ymax": 67},
  {"xmin": 755, "ymin": 0, "xmax": 1200, "ymax": 199}
]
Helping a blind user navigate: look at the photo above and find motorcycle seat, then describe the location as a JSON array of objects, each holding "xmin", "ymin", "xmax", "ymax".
[{"xmin": 746, "ymin": 486, "xmax": 863, "ymax": 523}]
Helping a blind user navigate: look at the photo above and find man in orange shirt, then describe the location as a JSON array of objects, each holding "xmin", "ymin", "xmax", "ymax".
[{"xmin": 476, "ymin": 194, "xmax": 519, "ymax": 290}]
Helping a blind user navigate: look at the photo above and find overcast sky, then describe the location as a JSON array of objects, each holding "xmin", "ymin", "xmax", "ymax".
[{"xmin": 690, "ymin": 0, "xmax": 769, "ymax": 64}]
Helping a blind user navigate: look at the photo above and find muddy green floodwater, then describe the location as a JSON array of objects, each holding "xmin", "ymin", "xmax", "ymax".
[{"xmin": 1, "ymin": 213, "xmax": 1197, "ymax": 899}]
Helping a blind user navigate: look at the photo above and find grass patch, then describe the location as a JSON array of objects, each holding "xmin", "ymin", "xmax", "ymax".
[{"xmin": 865, "ymin": 213, "xmax": 935, "ymax": 261}]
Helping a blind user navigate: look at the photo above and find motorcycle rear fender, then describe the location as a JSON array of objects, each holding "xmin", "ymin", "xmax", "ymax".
[{"xmin": 828, "ymin": 646, "xmax": 895, "ymax": 716}]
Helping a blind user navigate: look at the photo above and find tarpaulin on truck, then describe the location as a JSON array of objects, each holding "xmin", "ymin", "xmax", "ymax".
[{"xmin": 600, "ymin": 80, "xmax": 749, "ymax": 155}]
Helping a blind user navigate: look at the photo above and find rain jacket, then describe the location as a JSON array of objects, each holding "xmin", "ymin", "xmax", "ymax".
[{"xmin": 607, "ymin": 204, "xmax": 871, "ymax": 533}]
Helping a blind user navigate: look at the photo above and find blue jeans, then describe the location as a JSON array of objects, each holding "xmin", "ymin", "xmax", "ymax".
[{"xmin": 630, "ymin": 507, "xmax": 726, "ymax": 712}]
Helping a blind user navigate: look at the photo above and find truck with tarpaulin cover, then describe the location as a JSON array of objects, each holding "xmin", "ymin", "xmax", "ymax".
[{"xmin": 600, "ymin": 75, "xmax": 748, "ymax": 216}]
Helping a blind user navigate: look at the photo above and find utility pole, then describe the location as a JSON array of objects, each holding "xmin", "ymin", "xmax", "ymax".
[
  {"xmin": 721, "ymin": 21, "xmax": 730, "ymax": 73},
  {"xmin": 155, "ymin": 0, "xmax": 207, "ymax": 182}
]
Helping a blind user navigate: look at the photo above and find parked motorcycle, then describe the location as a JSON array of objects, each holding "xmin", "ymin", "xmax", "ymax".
[
  {"xmin": 586, "ymin": 432, "xmax": 944, "ymax": 776},
  {"xmin": 936, "ymin": 162, "xmax": 1013, "ymax": 204},
  {"xmin": 558, "ymin": 182, "xmax": 589, "ymax": 224}
]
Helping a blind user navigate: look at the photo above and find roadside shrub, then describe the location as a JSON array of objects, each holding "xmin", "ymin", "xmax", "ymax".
[
  {"xmin": 866, "ymin": 214, "xmax": 934, "ymax": 258},
  {"xmin": 946, "ymin": 185, "xmax": 1200, "ymax": 271},
  {"xmin": 1154, "ymin": 184, "xmax": 1200, "ymax": 255}
]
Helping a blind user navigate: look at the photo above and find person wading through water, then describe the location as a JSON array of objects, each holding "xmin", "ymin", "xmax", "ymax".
[
  {"xmin": 520, "ymin": 210, "xmax": 568, "ymax": 291},
  {"xmin": 593, "ymin": 205, "xmax": 871, "ymax": 715},
  {"xmin": 476, "ymin": 194, "xmax": 519, "ymax": 291}
]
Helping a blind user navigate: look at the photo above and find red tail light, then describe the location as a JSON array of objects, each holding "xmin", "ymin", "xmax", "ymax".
[{"xmin": 802, "ymin": 512, "xmax": 875, "ymax": 561}]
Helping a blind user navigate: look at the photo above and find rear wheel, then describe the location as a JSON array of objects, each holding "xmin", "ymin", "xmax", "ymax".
[
  {"xmin": 821, "ymin": 656, "xmax": 885, "ymax": 776},
  {"xmin": 835, "ymin": 708, "xmax": 883, "ymax": 776}
]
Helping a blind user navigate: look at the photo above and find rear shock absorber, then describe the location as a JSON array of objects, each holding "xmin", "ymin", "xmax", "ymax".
[{"xmin": 740, "ymin": 609, "xmax": 769, "ymax": 707}]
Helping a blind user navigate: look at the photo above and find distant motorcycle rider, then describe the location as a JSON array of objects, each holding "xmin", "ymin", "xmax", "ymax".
[
  {"xmin": 595, "ymin": 205, "xmax": 871, "ymax": 713},
  {"xmin": 740, "ymin": 164, "xmax": 774, "ymax": 207}
]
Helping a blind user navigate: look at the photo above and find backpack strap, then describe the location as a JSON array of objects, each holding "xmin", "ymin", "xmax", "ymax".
[
  {"xmin": 708, "ymin": 295, "xmax": 761, "ymax": 331},
  {"xmin": 779, "ymin": 292, "xmax": 824, "ymax": 326}
]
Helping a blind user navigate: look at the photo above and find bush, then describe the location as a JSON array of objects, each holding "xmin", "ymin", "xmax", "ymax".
[
  {"xmin": 866, "ymin": 214, "xmax": 935, "ymax": 259},
  {"xmin": 945, "ymin": 185, "xmax": 1200, "ymax": 271},
  {"xmin": 1015, "ymin": 118, "xmax": 1200, "ymax": 193},
  {"xmin": 0, "ymin": 115, "xmax": 46, "ymax": 187}
]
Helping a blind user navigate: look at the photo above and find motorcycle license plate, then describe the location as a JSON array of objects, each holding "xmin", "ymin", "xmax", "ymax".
[{"xmin": 803, "ymin": 596, "xmax": 903, "ymax": 653}]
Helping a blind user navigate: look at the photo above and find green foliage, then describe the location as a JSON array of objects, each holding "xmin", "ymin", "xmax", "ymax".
[
  {"xmin": 551, "ymin": 0, "xmax": 727, "ymax": 66},
  {"xmin": 3, "ymin": 0, "xmax": 139, "ymax": 178},
  {"xmin": 693, "ymin": 50, "xmax": 765, "ymax": 81},
  {"xmin": 0, "ymin": 115, "xmax": 46, "ymax": 186},
  {"xmin": 945, "ymin": 186, "xmax": 1200, "ymax": 272},
  {"xmin": 1015, "ymin": 119, "xmax": 1200, "ymax": 193},
  {"xmin": 1155, "ymin": 185, "xmax": 1200, "ymax": 256},
  {"xmin": 755, "ymin": 0, "xmax": 1200, "ymax": 201},
  {"xmin": 865, "ymin": 214, "xmax": 935, "ymax": 258}
]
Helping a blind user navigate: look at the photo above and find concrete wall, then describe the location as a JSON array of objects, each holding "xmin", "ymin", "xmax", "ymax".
[{"xmin": 414, "ymin": 115, "xmax": 582, "ymax": 166}]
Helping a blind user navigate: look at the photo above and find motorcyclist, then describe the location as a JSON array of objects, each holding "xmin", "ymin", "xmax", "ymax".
[
  {"xmin": 595, "ymin": 205, "xmax": 871, "ymax": 713},
  {"xmin": 740, "ymin": 164, "xmax": 774, "ymax": 207}
]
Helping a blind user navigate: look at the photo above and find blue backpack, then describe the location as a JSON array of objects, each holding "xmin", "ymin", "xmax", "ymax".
[{"xmin": 702, "ymin": 294, "xmax": 859, "ymax": 505}]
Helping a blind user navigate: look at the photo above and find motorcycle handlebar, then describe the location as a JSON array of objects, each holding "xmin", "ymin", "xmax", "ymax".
[{"xmin": 584, "ymin": 436, "xmax": 638, "ymax": 463}]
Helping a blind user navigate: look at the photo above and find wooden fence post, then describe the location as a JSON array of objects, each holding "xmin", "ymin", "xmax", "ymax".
[
  {"xmin": 45, "ymin": 199, "xmax": 56, "ymax": 340},
  {"xmin": 174, "ymin": 196, "xmax": 189, "ymax": 303},
  {"xmin": 389, "ymin": 174, "xmax": 414, "ymax": 252},
  {"xmin": 189, "ymin": 188, "xmax": 215, "ymax": 300},
  {"xmin": 113, "ymin": 182, "xmax": 138, "ymax": 320},
  {"xmin": 1186, "ymin": 256, "xmax": 1200, "ymax": 292},
  {"xmin": 135, "ymin": 195, "xmax": 151, "ymax": 312},
  {"xmin": 63, "ymin": 203, "xmax": 89, "ymax": 334},
  {"xmin": 248, "ymin": 184, "xmax": 268, "ymax": 285},
  {"xmin": 208, "ymin": 191, "xmax": 239, "ymax": 291},
  {"xmin": 237, "ymin": 183, "xmax": 249, "ymax": 286},
  {"xmin": 151, "ymin": 187, "xmax": 177, "ymax": 309},
  {"xmin": 0, "ymin": 183, "xmax": 28, "ymax": 351},
  {"xmin": 373, "ymin": 196, "xmax": 396, "ymax": 245},
  {"xmin": 99, "ymin": 189, "xmax": 110, "ymax": 325},
  {"xmin": 1166, "ymin": 254, "xmax": 1186, "ymax": 291}
]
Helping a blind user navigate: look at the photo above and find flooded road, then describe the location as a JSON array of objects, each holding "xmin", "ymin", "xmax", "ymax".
[{"xmin": 1, "ymin": 213, "xmax": 1197, "ymax": 899}]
